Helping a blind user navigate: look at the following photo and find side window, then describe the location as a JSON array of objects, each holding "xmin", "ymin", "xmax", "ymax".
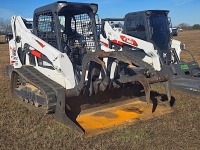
[
  {"xmin": 35, "ymin": 11, "xmax": 58, "ymax": 49},
  {"xmin": 71, "ymin": 17, "xmax": 76, "ymax": 32},
  {"xmin": 126, "ymin": 16, "xmax": 145, "ymax": 32},
  {"xmin": 38, "ymin": 15, "xmax": 53, "ymax": 32},
  {"xmin": 125, "ymin": 16, "xmax": 146, "ymax": 40},
  {"xmin": 59, "ymin": 16, "xmax": 65, "ymax": 32}
]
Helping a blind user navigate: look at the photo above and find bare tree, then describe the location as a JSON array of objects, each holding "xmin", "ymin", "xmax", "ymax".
[
  {"xmin": 0, "ymin": 18, "xmax": 11, "ymax": 34},
  {"xmin": 177, "ymin": 23, "xmax": 192, "ymax": 30}
]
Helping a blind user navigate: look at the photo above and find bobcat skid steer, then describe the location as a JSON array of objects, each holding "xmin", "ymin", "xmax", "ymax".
[
  {"xmin": 6, "ymin": 2, "xmax": 173, "ymax": 136},
  {"xmin": 100, "ymin": 10, "xmax": 200, "ymax": 95}
]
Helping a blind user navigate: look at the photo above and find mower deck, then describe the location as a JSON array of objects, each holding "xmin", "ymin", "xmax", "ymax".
[{"xmin": 172, "ymin": 76, "xmax": 200, "ymax": 95}]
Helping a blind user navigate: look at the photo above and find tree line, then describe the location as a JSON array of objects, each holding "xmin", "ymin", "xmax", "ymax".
[{"xmin": 176, "ymin": 23, "xmax": 200, "ymax": 30}]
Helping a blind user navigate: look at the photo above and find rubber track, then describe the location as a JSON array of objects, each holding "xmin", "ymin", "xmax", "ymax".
[{"xmin": 13, "ymin": 66, "xmax": 64, "ymax": 114}]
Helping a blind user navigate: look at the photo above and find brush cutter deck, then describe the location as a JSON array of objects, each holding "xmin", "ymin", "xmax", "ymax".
[{"xmin": 172, "ymin": 76, "xmax": 200, "ymax": 95}]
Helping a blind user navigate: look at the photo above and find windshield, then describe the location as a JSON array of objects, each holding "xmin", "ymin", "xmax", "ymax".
[{"xmin": 149, "ymin": 13, "xmax": 170, "ymax": 51}]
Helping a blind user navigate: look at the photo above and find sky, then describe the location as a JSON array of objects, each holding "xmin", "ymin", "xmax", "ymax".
[{"xmin": 0, "ymin": 0, "xmax": 199, "ymax": 26}]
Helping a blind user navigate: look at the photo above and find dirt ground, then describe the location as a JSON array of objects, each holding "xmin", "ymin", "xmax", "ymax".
[{"xmin": 0, "ymin": 31, "xmax": 200, "ymax": 150}]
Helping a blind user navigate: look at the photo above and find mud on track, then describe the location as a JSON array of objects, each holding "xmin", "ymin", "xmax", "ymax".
[{"xmin": 0, "ymin": 32, "xmax": 200, "ymax": 150}]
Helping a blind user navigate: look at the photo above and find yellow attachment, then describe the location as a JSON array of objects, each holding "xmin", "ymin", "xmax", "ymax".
[{"xmin": 76, "ymin": 99, "xmax": 172, "ymax": 137}]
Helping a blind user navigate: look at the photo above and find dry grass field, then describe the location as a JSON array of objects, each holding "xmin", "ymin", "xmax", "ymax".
[
  {"xmin": 174, "ymin": 30, "xmax": 200, "ymax": 64},
  {"xmin": 0, "ymin": 31, "xmax": 200, "ymax": 150}
]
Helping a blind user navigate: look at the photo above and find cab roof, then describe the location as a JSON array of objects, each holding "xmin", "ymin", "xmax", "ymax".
[
  {"xmin": 34, "ymin": 1, "xmax": 98, "ymax": 16},
  {"xmin": 125, "ymin": 10, "xmax": 169, "ymax": 17}
]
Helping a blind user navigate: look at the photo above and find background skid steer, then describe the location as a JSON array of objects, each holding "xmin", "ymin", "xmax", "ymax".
[
  {"xmin": 7, "ymin": 1, "xmax": 173, "ymax": 136},
  {"xmin": 99, "ymin": 10, "xmax": 200, "ymax": 95}
]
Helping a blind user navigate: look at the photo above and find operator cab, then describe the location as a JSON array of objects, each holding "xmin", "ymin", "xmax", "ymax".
[
  {"xmin": 123, "ymin": 10, "xmax": 171, "ymax": 63},
  {"xmin": 33, "ymin": 1, "xmax": 98, "ymax": 65},
  {"xmin": 32, "ymin": 1, "xmax": 99, "ymax": 81}
]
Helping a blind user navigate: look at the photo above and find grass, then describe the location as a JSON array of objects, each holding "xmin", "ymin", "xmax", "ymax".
[
  {"xmin": 174, "ymin": 30, "xmax": 200, "ymax": 64},
  {"xmin": 0, "ymin": 31, "xmax": 200, "ymax": 150}
]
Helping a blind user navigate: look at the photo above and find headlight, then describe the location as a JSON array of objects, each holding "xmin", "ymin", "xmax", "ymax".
[{"xmin": 180, "ymin": 42, "xmax": 185, "ymax": 50}]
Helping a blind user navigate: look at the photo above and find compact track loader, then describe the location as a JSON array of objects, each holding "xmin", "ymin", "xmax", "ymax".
[
  {"xmin": 6, "ymin": 2, "xmax": 173, "ymax": 136},
  {"xmin": 100, "ymin": 10, "xmax": 200, "ymax": 95}
]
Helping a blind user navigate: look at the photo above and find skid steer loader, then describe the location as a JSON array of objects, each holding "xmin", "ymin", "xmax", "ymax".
[
  {"xmin": 6, "ymin": 2, "xmax": 173, "ymax": 136},
  {"xmin": 100, "ymin": 10, "xmax": 200, "ymax": 95}
]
